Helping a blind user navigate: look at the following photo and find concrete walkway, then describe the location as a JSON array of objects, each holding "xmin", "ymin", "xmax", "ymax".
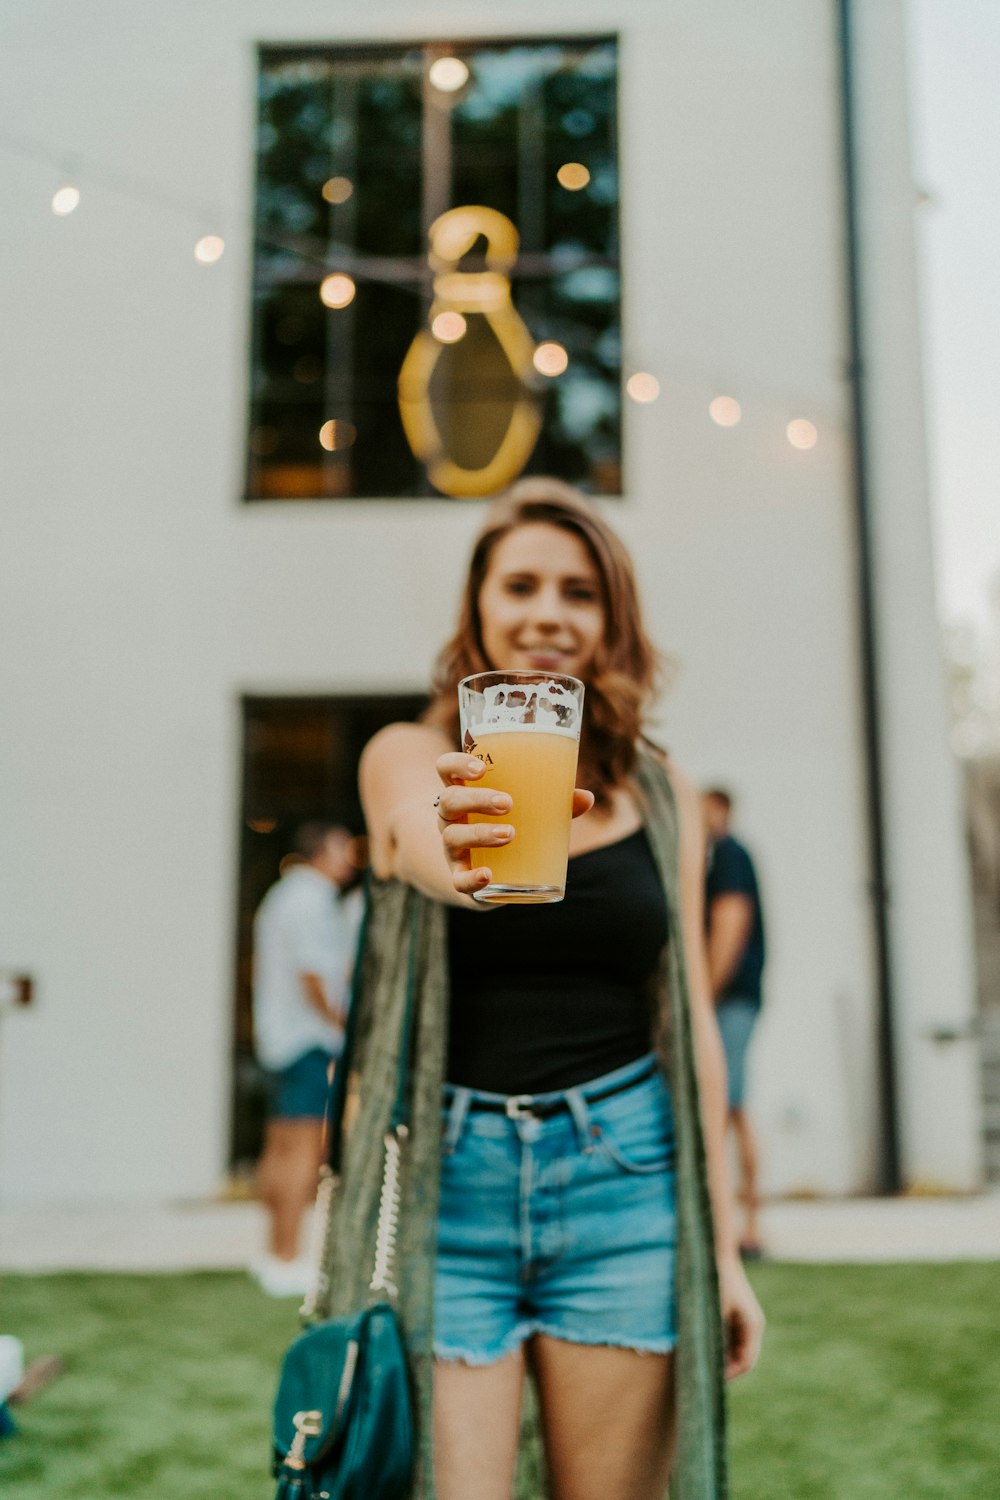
[{"xmin": 0, "ymin": 1193, "xmax": 998, "ymax": 1272}]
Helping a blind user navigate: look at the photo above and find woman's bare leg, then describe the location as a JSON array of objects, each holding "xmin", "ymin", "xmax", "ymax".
[
  {"xmin": 433, "ymin": 1348, "xmax": 526, "ymax": 1500},
  {"xmin": 532, "ymin": 1337, "xmax": 675, "ymax": 1500}
]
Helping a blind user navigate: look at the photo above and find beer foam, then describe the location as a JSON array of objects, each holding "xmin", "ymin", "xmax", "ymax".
[
  {"xmin": 468, "ymin": 679, "xmax": 581, "ymax": 739},
  {"xmin": 468, "ymin": 721, "xmax": 579, "ymax": 740}
]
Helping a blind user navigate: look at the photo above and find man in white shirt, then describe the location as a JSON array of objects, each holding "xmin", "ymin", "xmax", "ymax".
[{"xmin": 252, "ymin": 822, "xmax": 363, "ymax": 1296}]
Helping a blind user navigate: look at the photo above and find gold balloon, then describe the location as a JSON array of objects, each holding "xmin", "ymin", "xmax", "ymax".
[{"xmin": 398, "ymin": 206, "xmax": 542, "ymax": 497}]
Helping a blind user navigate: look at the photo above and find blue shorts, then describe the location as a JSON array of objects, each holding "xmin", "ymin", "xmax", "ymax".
[
  {"xmin": 434, "ymin": 1053, "xmax": 677, "ymax": 1365},
  {"xmin": 716, "ymin": 998, "xmax": 759, "ymax": 1110},
  {"xmin": 265, "ymin": 1047, "xmax": 335, "ymax": 1120}
]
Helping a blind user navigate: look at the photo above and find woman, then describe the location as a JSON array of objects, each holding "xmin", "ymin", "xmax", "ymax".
[{"xmin": 338, "ymin": 478, "xmax": 763, "ymax": 1500}]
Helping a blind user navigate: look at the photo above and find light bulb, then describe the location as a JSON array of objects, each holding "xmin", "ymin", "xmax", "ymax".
[
  {"xmin": 319, "ymin": 420, "xmax": 358, "ymax": 452},
  {"xmin": 194, "ymin": 234, "xmax": 225, "ymax": 264},
  {"xmin": 320, "ymin": 274, "xmax": 356, "ymax": 309},
  {"xmin": 786, "ymin": 418, "xmax": 818, "ymax": 450},
  {"xmin": 51, "ymin": 185, "xmax": 80, "ymax": 216},
  {"xmin": 709, "ymin": 396, "xmax": 742, "ymax": 427},
  {"xmin": 556, "ymin": 163, "xmax": 591, "ymax": 191},
  {"xmin": 429, "ymin": 57, "xmax": 469, "ymax": 92},
  {"xmin": 533, "ymin": 342, "xmax": 569, "ymax": 377},
  {"xmin": 431, "ymin": 311, "xmax": 467, "ymax": 343},
  {"xmin": 321, "ymin": 176, "xmax": 353, "ymax": 205},
  {"xmin": 626, "ymin": 373, "xmax": 660, "ymax": 404}
]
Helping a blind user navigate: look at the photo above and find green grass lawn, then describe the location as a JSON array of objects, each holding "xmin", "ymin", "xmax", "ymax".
[{"xmin": 0, "ymin": 1262, "xmax": 997, "ymax": 1499}]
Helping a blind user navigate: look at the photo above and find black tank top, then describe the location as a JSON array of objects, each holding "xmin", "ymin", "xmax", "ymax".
[{"xmin": 446, "ymin": 827, "xmax": 668, "ymax": 1093}]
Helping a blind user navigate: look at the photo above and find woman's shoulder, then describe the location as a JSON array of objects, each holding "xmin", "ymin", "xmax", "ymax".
[
  {"xmin": 638, "ymin": 733, "xmax": 669, "ymax": 769},
  {"xmin": 637, "ymin": 739, "xmax": 699, "ymax": 815}
]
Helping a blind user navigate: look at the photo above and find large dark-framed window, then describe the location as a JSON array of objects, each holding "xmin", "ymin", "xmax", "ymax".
[{"xmin": 247, "ymin": 35, "xmax": 621, "ymax": 501}]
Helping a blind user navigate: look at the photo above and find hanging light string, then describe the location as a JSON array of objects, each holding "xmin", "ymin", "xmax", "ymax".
[
  {"xmin": 0, "ymin": 129, "xmax": 224, "ymax": 261},
  {"xmin": 253, "ymin": 225, "xmax": 834, "ymax": 437},
  {"xmin": 0, "ymin": 128, "xmax": 828, "ymax": 442}
]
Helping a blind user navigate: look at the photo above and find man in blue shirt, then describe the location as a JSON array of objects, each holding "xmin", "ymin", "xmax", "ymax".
[{"xmin": 703, "ymin": 788, "xmax": 766, "ymax": 1258}]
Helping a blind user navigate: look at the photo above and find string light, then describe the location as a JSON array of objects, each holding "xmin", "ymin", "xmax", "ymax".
[
  {"xmin": 786, "ymin": 418, "xmax": 818, "ymax": 450},
  {"xmin": 194, "ymin": 234, "xmax": 225, "ymax": 264},
  {"xmin": 709, "ymin": 396, "xmax": 742, "ymax": 427},
  {"xmin": 533, "ymin": 341, "xmax": 569, "ymax": 377},
  {"xmin": 319, "ymin": 419, "xmax": 358, "ymax": 451},
  {"xmin": 51, "ymin": 185, "xmax": 80, "ymax": 216},
  {"xmin": 7, "ymin": 134, "xmax": 837, "ymax": 463},
  {"xmin": 319, "ymin": 273, "xmax": 356, "ymax": 309},
  {"xmin": 429, "ymin": 57, "xmax": 469, "ymax": 92},
  {"xmin": 556, "ymin": 163, "xmax": 590, "ymax": 191},
  {"xmin": 321, "ymin": 176, "xmax": 353, "ymax": 204},
  {"xmin": 431, "ymin": 311, "xmax": 467, "ymax": 343},
  {"xmin": 626, "ymin": 372, "xmax": 660, "ymax": 404}
]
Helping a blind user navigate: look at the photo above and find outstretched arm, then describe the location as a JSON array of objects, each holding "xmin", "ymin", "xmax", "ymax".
[{"xmin": 360, "ymin": 723, "xmax": 489, "ymax": 906}]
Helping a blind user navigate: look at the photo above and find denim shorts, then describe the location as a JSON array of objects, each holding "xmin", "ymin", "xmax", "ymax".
[
  {"xmin": 716, "ymin": 998, "xmax": 760, "ymax": 1110},
  {"xmin": 434, "ymin": 1053, "xmax": 677, "ymax": 1364},
  {"xmin": 265, "ymin": 1047, "xmax": 334, "ymax": 1120}
]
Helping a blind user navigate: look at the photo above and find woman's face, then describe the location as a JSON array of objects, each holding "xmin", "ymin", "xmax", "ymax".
[{"xmin": 477, "ymin": 522, "xmax": 605, "ymax": 681}]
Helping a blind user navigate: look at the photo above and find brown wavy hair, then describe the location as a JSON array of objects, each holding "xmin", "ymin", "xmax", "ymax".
[{"xmin": 423, "ymin": 478, "xmax": 664, "ymax": 803}]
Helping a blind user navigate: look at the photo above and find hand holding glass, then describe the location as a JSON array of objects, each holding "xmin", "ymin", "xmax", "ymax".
[{"xmin": 457, "ymin": 671, "xmax": 585, "ymax": 903}]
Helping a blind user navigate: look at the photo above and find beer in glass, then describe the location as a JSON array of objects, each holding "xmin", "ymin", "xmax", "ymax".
[{"xmin": 457, "ymin": 670, "xmax": 585, "ymax": 903}]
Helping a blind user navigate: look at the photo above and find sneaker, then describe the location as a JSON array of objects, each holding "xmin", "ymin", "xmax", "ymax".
[{"xmin": 250, "ymin": 1254, "xmax": 317, "ymax": 1298}]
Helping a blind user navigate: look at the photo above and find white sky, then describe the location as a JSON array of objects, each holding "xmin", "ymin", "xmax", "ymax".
[{"xmin": 909, "ymin": 0, "xmax": 1000, "ymax": 639}]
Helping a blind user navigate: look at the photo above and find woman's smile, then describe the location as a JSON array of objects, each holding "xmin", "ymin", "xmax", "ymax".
[{"xmin": 521, "ymin": 647, "xmax": 574, "ymax": 670}]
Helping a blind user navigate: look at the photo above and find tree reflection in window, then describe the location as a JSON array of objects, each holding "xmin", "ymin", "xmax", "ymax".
[{"xmin": 247, "ymin": 38, "xmax": 620, "ymax": 501}]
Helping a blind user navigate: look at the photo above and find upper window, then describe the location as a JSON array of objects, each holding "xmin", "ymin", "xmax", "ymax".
[{"xmin": 247, "ymin": 37, "xmax": 620, "ymax": 501}]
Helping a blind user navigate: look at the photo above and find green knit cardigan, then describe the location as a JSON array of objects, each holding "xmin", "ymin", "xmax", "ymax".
[{"xmin": 319, "ymin": 748, "xmax": 728, "ymax": 1498}]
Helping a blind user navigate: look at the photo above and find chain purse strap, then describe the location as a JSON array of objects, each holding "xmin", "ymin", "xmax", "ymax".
[{"xmin": 300, "ymin": 890, "xmax": 420, "ymax": 1322}]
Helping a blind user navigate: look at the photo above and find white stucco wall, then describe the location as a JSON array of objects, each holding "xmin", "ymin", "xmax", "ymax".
[{"xmin": 0, "ymin": 0, "xmax": 977, "ymax": 1203}]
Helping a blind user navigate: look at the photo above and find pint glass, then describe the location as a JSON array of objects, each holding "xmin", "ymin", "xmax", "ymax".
[{"xmin": 457, "ymin": 670, "xmax": 585, "ymax": 904}]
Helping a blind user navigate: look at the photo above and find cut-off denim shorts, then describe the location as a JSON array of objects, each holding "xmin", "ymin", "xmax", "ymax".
[
  {"xmin": 716, "ymin": 997, "xmax": 760, "ymax": 1110},
  {"xmin": 434, "ymin": 1052, "xmax": 678, "ymax": 1365},
  {"xmin": 264, "ymin": 1047, "xmax": 335, "ymax": 1120}
]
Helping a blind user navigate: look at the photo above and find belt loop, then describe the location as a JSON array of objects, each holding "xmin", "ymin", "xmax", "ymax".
[
  {"xmin": 443, "ymin": 1087, "xmax": 471, "ymax": 1154},
  {"xmin": 564, "ymin": 1087, "xmax": 593, "ymax": 1153}
]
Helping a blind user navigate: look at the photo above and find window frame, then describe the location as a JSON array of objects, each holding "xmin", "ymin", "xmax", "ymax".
[{"xmin": 244, "ymin": 32, "xmax": 622, "ymax": 504}]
